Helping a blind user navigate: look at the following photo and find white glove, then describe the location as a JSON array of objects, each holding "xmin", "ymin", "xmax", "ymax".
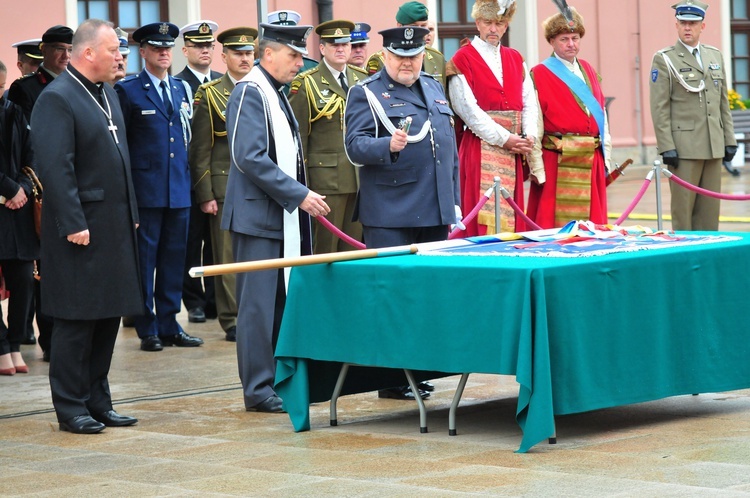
[{"xmin": 452, "ymin": 205, "xmax": 466, "ymax": 231}]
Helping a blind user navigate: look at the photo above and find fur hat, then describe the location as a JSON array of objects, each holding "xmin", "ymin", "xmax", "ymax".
[
  {"xmin": 543, "ymin": 6, "xmax": 585, "ymax": 42},
  {"xmin": 471, "ymin": 0, "xmax": 517, "ymax": 23}
]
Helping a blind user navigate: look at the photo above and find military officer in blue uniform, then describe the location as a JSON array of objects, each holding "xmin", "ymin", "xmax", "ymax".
[
  {"xmin": 348, "ymin": 22, "xmax": 371, "ymax": 69},
  {"xmin": 344, "ymin": 26, "xmax": 461, "ymax": 400},
  {"xmin": 115, "ymin": 22, "xmax": 204, "ymax": 352}
]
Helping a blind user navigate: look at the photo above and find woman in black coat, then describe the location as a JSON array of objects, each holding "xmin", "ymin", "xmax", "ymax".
[{"xmin": 0, "ymin": 63, "xmax": 38, "ymax": 375}]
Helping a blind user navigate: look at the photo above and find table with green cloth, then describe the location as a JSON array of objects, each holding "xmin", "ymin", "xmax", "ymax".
[{"xmin": 274, "ymin": 232, "xmax": 750, "ymax": 452}]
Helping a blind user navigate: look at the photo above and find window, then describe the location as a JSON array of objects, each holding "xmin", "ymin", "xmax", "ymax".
[
  {"xmin": 437, "ymin": 0, "xmax": 510, "ymax": 59},
  {"xmin": 77, "ymin": 0, "xmax": 168, "ymax": 73},
  {"xmin": 731, "ymin": 0, "xmax": 750, "ymax": 99}
]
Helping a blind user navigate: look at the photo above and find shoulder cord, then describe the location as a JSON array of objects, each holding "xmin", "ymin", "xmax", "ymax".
[
  {"xmin": 661, "ymin": 52, "xmax": 705, "ymax": 94},
  {"xmin": 303, "ymin": 77, "xmax": 345, "ymax": 130},
  {"xmin": 362, "ymin": 85, "xmax": 431, "ymax": 143},
  {"xmin": 230, "ymin": 82, "xmax": 271, "ymax": 175}
]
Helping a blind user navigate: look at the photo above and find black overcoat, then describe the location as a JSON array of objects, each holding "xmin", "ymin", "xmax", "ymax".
[
  {"xmin": 0, "ymin": 98, "xmax": 39, "ymax": 261},
  {"xmin": 30, "ymin": 69, "xmax": 143, "ymax": 320}
]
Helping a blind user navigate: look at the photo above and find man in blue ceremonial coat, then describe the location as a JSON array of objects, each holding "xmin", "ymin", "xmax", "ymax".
[
  {"xmin": 116, "ymin": 22, "xmax": 204, "ymax": 352},
  {"xmin": 344, "ymin": 26, "xmax": 461, "ymax": 399}
]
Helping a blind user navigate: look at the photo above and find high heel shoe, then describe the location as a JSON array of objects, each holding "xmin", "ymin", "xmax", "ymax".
[
  {"xmin": 10, "ymin": 352, "xmax": 28, "ymax": 374},
  {"xmin": 0, "ymin": 354, "xmax": 15, "ymax": 375}
]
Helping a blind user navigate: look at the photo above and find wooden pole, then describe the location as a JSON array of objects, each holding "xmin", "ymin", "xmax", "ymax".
[{"xmin": 189, "ymin": 245, "xmax": 418, "ymax": 277}]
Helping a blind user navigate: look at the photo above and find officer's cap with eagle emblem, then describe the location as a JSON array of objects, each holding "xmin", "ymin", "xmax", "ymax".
[
  {"xmin": 379, "ymin": 26, "xmax": 429, "ymax": 57},
  {"xmin": 267, "ymin": 10, "xmax": 302, "ymax": 26},
  {"xmin": 351, "ymin": 23, "xmax": 371, "ymax": 45},
  {"xmin": 672, "ymin": 0, "xmax": 709, "ymax": 21},
  {"xmin": 133, "ymin": 22, "xmax": 179, "ymax": 47}
]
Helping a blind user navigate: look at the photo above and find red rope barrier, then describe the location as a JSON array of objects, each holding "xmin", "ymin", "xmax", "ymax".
[
  {"xmin": 448, "ymin": 190, "xmax": 492, "ymax": 239},
  {"xmin": 315, "ymin": 216, "xmax": 366, "ymax": 250},
  {"xmin": 500, "ymin": 188, "xmax": 542, "ymax": 231},
  {"xmin": 614, "ymin": 172, "xmax": 654, "ymax": 226},
  {"xmin": 664, "ymin": 170, "xmax": 750, "ymax": 200}
]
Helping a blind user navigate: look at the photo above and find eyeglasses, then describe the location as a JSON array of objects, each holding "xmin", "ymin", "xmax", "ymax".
[{"xmin": 186, "ymin": 43, "xmax": 215, "ymax": 51}]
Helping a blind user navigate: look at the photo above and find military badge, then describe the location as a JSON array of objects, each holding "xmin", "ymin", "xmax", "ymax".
[
  {"xmin": 321, "ymin": 89, "xmax": 330, "ymax": 97},
  {"xmin": 405, "ymin": 28, "xmax": 414, "ymax": 40},
  {"xmin": 651, "ymin": 69, "xmax": 658, "ymax": 82},
  {"xmin": 709, "ymin": 63, "xmax": 720, "ymax": 70},
  {"xmin": 199, "ymin": 23, "xmax": 210, "ymax": 34},
  {"xmin": 279, "ymin": 12, "xmax": 288, "ymax": 23},
  {"xmin": 159, "ymin": 23, "xmax": 170, "ymax": 35},
  {"xmin": 382, "ymin": 92, "xmax": 391, "ymax": 99}
]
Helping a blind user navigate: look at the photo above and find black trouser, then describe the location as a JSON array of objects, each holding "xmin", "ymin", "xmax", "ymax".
[
  {"xmin": 181, "ymin": 193, "xmax": 216, "ymax": 312},
  {"xmin": 0, "ymin": 259, "xmax": 34, "ymax": 355},
  {"xmin": 49, "ymin": 316, "xmax": 120, "ymax": 422},
  {"xmin": 27, "ymin": 260, "xmax": 54, "ymax": 352}
]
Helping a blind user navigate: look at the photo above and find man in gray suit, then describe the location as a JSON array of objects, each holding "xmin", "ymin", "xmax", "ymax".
[
  {"xmin": 222, "ymin": 23, "xmax": 330, "ymax": 413},
  {"xmin": 649, "ymin": 0, "xmax": 736, "ymax": 230}
]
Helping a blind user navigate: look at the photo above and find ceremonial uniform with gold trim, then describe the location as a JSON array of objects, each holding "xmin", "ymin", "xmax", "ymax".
[
  {"xmin": 289, "ymin": 62, "xmax": 367, "ymax": 252},
  {"xmin": 366, "ymin": 46, "xmax": 446, "ymax": 91},
  {"xmin": 190, "ymin": 73, "xmax": 237, "ymax": 332}
]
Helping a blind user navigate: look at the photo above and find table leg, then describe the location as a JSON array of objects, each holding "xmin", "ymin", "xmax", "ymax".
[
  {"xmin": 329, "ymin": 363, "xmax": 350, "ymax": 426},
  {"xmin": 448, "ymin": 373, "xmax": 471, "ymax": 436},
  {"xmin": 403, "ymin": 369, "xmax": 428, "ymax": 433}
]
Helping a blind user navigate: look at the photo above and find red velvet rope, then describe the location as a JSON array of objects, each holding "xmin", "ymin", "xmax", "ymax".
[
  {"xmin": 448, "ymin": 194, "xmax": 491, "ymax": 239},
  {"xmin": 315, "ymin": 216, "xmax": 367, "ymax": 250},
  {"xmin": 666, "ymin": 171, "xmax": 750, "ymax": 200},
  {"xmin": 614, "ymin": 176, "xmax": 654, "ymax": 226}
]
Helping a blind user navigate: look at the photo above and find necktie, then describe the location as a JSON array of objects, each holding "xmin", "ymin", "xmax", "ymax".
[
  {"xmin": 692, "ymin": 48, "xmax": 703, "ymax": 70},
  {"xmin": 160, "ymin": 80, "xmax": 173, "ymax": 114},
  {"xmin": 338, "ymin": 72, "xmax": 348, "ymax": 92}
]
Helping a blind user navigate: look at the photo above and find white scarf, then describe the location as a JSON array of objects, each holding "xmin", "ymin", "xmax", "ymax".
[{"xmin": 240, "ymin": 66, "xmax": 301, "ymax": 286}]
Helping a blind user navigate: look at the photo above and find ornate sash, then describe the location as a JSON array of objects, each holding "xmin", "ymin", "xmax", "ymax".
[
  {"xmin": 478, "ymin": 110, "xmax": 521, "ymax": 233},
  {"xmin": 542, "ymin": 134, "xmax": 599, "ymax": 226}
]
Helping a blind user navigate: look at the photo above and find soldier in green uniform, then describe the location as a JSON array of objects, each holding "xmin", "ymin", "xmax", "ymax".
[
  {"xmin": 366, "ymin": 1, "xmax": 446, "ymax": 91},
  {"xmin": 649, "ymin": 0, "xmax": 736, "ymax": 231},
  {"xmin": 289, "ymin": 20, "xmax": 367, "ymax": 253},
  {"xmin": 189, "ymin": 27, "xmax": 257, "ymax": 342}
]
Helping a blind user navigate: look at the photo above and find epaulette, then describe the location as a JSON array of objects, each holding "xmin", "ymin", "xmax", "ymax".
[
  {"xmin": 202, "ymin": 76, "xmax": 222, "ymax": 88},
  {"xmin": 359, "ymin": 72, "xmax": 381, "ymax": 87},
  {"xmin": 193, "ymin": 88, "xmax": 205, "ymax": 106},
  {"xmin": 702, "ymin": 44, "xmax": 720, "ymax": 52},
  {"xmin": 16, "ymin": 72, "xmax": 34, "ymax": 82},
  {"xmin": 657, "ymin": 46, "xmax": 675, "ymax": 55},
  {"xmin": 347, "ymin": 64, "xmax": 368, "ymax": 76},
  {"xmin": 121, "ymin": 74, "xmax": 139, "ymax": 84},
  {"xmin": 297, "ymin": 65, "xmax": 320, "ymax": 79},
  {"xmin": 420, "ymin": 71, "xmax": 439, "ymax": 81}
]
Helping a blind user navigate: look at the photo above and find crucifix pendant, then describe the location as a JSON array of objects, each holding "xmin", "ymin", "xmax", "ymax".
[{"xmin": 108, "ymin": 120, "xmax": 119, "ymax": 144}]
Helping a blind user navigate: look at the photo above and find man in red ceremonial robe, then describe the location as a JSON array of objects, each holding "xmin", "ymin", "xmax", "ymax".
[
  {"xmin": 447, "ymin": 0, "xmax": 540, "ymax": 235},
  {"xmin": 528, "ymin": 6, "xmax": 612, "ymax": 229}
]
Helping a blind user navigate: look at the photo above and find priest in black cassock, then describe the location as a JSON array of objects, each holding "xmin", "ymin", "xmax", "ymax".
[{"xmin": 30, "ymin": 19, "xmax": 143, "ymax": 434}]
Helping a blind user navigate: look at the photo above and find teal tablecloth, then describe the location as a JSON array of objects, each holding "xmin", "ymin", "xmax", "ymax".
[{"xmin": 275, "ymin": 232, "xmax": 750, "ymax": 452}]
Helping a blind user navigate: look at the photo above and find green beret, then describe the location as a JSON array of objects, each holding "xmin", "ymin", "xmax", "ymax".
[{"xmin": 396, "ymin": 1, "xmax": 429, "ymax": 25}]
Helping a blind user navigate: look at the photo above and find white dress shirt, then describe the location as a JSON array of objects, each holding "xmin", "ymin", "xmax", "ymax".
[{"xmin": 448, "ymin": 36, "xmax": 539, "ymax": 148}]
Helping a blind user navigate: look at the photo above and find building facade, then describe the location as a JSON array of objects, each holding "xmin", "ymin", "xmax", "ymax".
[{"xmin": 2, "ymin": 0, "xmax": 745, "ymax": 163}]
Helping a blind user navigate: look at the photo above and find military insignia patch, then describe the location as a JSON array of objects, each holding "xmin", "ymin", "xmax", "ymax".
[
  {"xmin": 709, "ymin": 63, "xmax": 720, "ymax": 70},
  {"xmin": 651, "ymin": 69, "xmax": 658, "ymax": 82},
  {"xmin": 382, "ymin": 92, "xmax": 390, "ymax": 99},
  {"xmin": 290, "ymin": 79, "xmax": 302, "ymax": 95},
  {"xmin": 159, "ymin": 23, "xmax": 170, "ymax": 35}
]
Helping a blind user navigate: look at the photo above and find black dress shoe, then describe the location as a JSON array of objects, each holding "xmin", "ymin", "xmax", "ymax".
[
  {"xmin": 225, "ymin": 326, "xmax": 237, "ymax": 342},
  {"xmin": 188, "ymin": 307, "xmax": 206, "ymax": 323},
  {"xmin": 42, "ymin": 350, "xmax": 50, "ymax": 362},
  {"xmin": 160, "ymin": 331, "xmax": 204, "ymax": 347},
  {"xmin": 378, "ymin": 386, "xmax": 430, "ymax": 400},
  {"xmin": 418, "ymin": 381, "xmax": 435, "ymax": 392},
  {"xmin": 21, "ymin": 333, "xmax": 37, "ymax": 345},
  {"xmin": 247, "ymin": 395, "xmax": 285, "ymax": 413},
  {"xmin": 59, "ymin": 415, "xmax": 105, "ymax": 434},
  {"xmin": 140, "ymin": 336, "xmax": 163, "ymax": 352},
  {"xmin": 92, "ymin": 410, "xmax": 138, "ymax": 427}
]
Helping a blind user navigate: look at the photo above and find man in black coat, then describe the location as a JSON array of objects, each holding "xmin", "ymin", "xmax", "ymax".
[
  {"xmin": 175, "ymin": 20, "xmax": 223, "ymax": 324},
  {"xmin": 31, "ymin": 19, "xmax": 143, "ymax": 434}
]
